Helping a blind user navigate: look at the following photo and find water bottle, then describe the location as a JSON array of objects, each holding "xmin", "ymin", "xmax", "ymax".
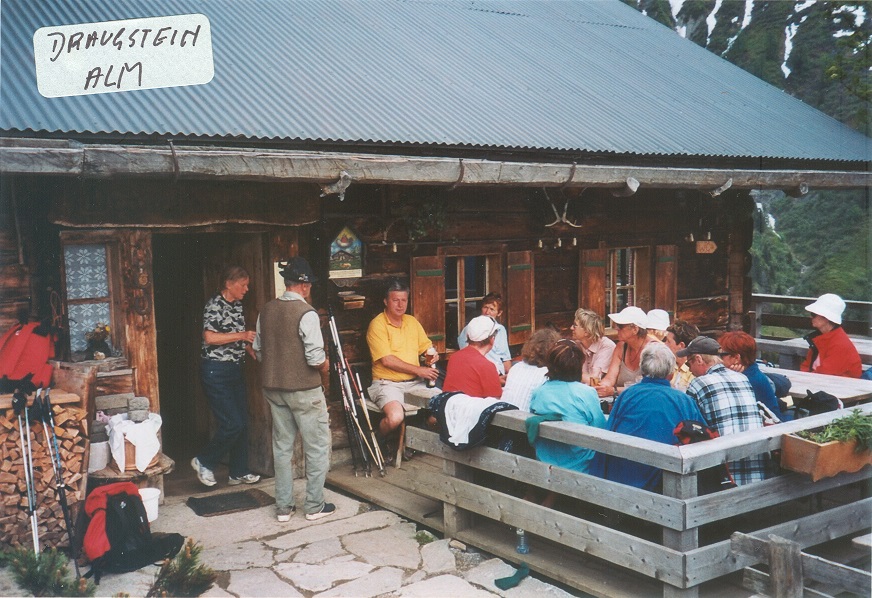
[{"xmin": 515, "ymin": 528, "xmax": 529, "ymax": 554}]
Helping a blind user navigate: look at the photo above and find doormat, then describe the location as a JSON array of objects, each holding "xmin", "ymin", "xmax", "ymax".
[{"xmin": 186, "ymin": 488, "xmax": 275, "ymax": 517}]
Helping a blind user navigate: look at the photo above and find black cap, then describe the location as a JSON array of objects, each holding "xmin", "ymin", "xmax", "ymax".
[
  {"xmin": 279, "ymin": 257, "xmax": 316, "ymax": 283},
  {"xmin": 675, "ymin": 336, "xmax": 720, "ymax": 357}
]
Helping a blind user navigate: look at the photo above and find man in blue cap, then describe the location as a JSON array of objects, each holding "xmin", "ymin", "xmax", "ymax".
[{"xmin": 254, "ymin": 257, "xmax": 335, "ymax": 522}]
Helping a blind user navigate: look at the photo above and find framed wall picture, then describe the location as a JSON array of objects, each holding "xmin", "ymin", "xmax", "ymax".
[{"xmin": 329, "ymin": 226, "xmax": 363, "ymax": 284}]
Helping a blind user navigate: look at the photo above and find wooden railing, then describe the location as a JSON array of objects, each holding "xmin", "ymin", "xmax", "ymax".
[
  {"xmin": 750, "ymin": 293, "xmax": 872, "ymax": 339},
  {"xmin": 401, "ymin": 394, "xmax": 872, "ymax": 597}
]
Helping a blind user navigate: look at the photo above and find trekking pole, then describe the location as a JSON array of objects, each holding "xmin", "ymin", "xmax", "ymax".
[
  {"xmin": 326, "ymin": 311, "xmax": 367, "ymax": 475},
  {"xmin": 12, "ymin": 390, "xmax": 40, "ymax": 552},
  {"xmin": 348, "ymin": 361, "xmax": 385, "ymax": 474},
  {"xmin": 36, "ymin": 388, "xmax": 80, "ymax": 578},
  {"xmin": 328, "ymin": 309, "xmax": 379, "ymax": 475}
]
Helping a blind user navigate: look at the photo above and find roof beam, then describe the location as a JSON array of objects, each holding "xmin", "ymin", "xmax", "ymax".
[{"xmin": 1, "ymin": 140, "xmax": 868, "ymax": 190}]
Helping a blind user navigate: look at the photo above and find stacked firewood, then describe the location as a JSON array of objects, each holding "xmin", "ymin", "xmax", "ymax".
[{"xmin": 0, "ymin": 404, "xmax": 88, "ymax": 549}]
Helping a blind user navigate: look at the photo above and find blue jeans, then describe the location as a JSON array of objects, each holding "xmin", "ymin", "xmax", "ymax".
[
  {"xmin": 263, "ymin": 387, "xmax": 330, "ymax": 514},
  {"xmin": 198, "ymin": 359, "xmax": 250, "ymax": 478}
]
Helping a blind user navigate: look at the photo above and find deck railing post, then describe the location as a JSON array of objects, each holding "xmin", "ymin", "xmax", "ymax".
[
  {"xmin": 662, "ymin": 470, "xmax": 699, "ymax": 598},
  {"xmin": 442, "ymin": 460, "xmax": 473, "ymax": 539},
  {"xmin": 768, "ymin": 534, "xmax": 803, "ymax": 598}
]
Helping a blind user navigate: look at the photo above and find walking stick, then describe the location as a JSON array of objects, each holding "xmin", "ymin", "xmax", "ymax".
[
  {"xmin": 347, "ymin": 360, "xmax": 385, "ymax": 470},
  {"xmin": 35, "ymin": 388, "xmax": 80, "ymax": 578},
  {"xmin": 12, "ymin": 390, "xmax": 40, "ymax": 553},
  {"xmin": 329, "ymin": 336, "xmax": 369, "ymax": 476},
  {"xmin": 328, "ymin": 308, "xmax": 385, "ymax": 475}
]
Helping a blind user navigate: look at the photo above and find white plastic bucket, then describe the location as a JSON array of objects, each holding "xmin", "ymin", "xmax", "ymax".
[
  {"xmin": 88, "ymin": 441, "xmax": 110, "ymax": 473},
  {"xmin": 139, "ymin": 487, "xmax": 160, "ymax": 522}
]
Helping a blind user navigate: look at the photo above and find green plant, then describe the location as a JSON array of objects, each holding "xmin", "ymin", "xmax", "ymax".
[
  {"xmin": 147, "ymin": 538, "xmax": 216, "ymax": 597},
  {"xmin": 0, "ymin": 547, "xmax": 94, "ymax": 597},
  {"xmin": 797, "ymin": 409, "xmax": 872, "ymax": 453}
]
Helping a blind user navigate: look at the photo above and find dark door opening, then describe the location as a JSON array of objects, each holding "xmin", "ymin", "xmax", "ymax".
[{"xmin": 152, "ymin": 233, "xmax": 272, "ymax": 475}]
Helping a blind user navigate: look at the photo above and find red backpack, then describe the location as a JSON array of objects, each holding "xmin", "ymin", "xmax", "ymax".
[
  {"xmin": 0, "ymin": 322, "xmax": 55, "ymax": 393},
  {"xmin": 83, "ymin": 482, "xmax": 184, "ymax": 584}
]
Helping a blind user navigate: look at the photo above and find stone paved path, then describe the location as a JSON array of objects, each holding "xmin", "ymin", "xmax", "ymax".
[{"xmin": 0, "ymin": 480, "xmax": 578, "ymax": 597}]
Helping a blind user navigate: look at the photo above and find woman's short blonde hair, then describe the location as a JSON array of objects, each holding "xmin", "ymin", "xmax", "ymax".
[
  {"xmin": 521, "ymin": 328, "xmax": 561, "ymax": 367},
  {"xmin": 573, "ymin": 308, "xmax": 604, "ymax": 341}
]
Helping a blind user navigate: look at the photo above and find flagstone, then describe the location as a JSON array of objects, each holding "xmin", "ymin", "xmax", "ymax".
[
  {"xmin": 342, "ymin": 523, "xmax": 422, "ymax": 569},
  {"xmin": 421, "ymin": 539, "xmax": 456, "ymax": 574},
  {"xmin": 464, "ymin": 559, "xmax": 576, "ymax": 598},
  {"xmin": 314, "ymin": 566, "xmax": 404, "ymax": 597},
  {"xmin": 397, "ymin": 574, "xmax": 497, "ymax": 597},
  {"xmin": 293, "ymin": 537, "xmax": 345, "ymax": 564},
  {"xmin": 226, "ymin": 567, "xmax": 303, "ymax": 597},
  {"xmin": 201, "ymin": 540, "xmax": 274, "ymax": 570},
  {"xmin": 266, "ymin": 510, "xmax": 401, "ymax": 550},
  {"xmin": 274, "ymin": 559, "xmax": 375, "ymax": 592}
]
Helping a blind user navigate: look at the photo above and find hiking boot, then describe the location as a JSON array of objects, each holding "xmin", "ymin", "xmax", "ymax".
[
  {"xmin": 228, "ymin": 473, "xmax": 261, "ymax": 485},
  {"xmin": 276, "ymin": 506, "xmax": 296, "ymax": 522},
  {"xmin": 305, "ymin": 502, "xmax": 336, "ymax": 521},
  {"xmin": 191, "ymin": 457, "xmax": 216, "ymax": 487}
]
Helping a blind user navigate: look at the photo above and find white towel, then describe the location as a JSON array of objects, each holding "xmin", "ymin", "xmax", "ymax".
[
  {"xmin": 108, "ymin": 413, "xmax": 162, "ymax": 472},
  {"xmin": 444, "ymin": 394, "xmax": 501, "ymax": 445}
]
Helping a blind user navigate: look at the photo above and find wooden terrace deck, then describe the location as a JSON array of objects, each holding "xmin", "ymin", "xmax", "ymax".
[{"xmin": 328, "ymin": 397, "xmax": 872, "ymax": 597}]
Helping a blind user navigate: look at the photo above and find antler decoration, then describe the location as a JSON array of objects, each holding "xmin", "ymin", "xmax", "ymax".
[{"xmin": 543, "ymin": 188, "xmax": 585, "ymax": 228}]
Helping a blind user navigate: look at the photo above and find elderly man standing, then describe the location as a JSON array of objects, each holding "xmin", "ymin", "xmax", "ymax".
[
  {"xmin": 367, "ymin": 280, "xmax": 440, "ymax": 442},
  {"xmin": 443, "ymin": 315, "xmax": 503, "ymax": 398},
  {"xmin": 254, "ymin": 257, "xmax": 334, "ymax": 523},
  {"xmin": 593, "ymin": 343, "xmax": 704, "ymax": 491},
  {"xmin": 679, "ymin": 336, "xmax": 769, "ymax": 486}
]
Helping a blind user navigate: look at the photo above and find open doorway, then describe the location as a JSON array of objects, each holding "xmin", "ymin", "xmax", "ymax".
[{"xmin": 152, "ymin": 232, "xmax": 272, "ymax": 483}]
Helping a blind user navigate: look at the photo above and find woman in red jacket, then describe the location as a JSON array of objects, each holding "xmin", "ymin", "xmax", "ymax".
[{"xmin": 800, "ymin": 294, "xmax": 862, "ymax": 378}]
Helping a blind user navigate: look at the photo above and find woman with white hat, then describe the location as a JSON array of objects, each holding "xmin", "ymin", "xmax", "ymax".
[
  {"xmin": 800, "ymin": 293, "xmax": 862, "ymax": 378},
  {"xmin": 597, "ymin": 306, "xmax": 657, "ymax": 398}
]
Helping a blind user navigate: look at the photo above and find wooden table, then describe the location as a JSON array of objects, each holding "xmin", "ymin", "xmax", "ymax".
[
  {"xmin": 757, "ymin": 336, "xmax": 872, "ymax": 369},
  {"xmin": 760, "ymin": 365, "xmax": 872, "ymax": 404}
]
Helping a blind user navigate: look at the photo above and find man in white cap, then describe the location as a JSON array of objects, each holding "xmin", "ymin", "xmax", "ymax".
[
  {"xmin": 443, "ymin": 315, "xmax": 503, "ymax": 398},
  {"xmin": 800, "ymin": 293, "xmax": 862, "ymax": 378}
]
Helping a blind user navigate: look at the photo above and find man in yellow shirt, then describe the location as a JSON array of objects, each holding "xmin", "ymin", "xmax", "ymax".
[{"xmin": 367, "ymin": 280, "xmax": 440, "ymax": 438}]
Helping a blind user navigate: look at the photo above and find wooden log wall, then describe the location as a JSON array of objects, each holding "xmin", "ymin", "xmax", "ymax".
[
  {"xmin": 321, "ymin": 184, "xmax": 754, "ymax": 366},
  {"xmin": 0, "ymin": 401, "xmax": 88, "ymax": 550}
]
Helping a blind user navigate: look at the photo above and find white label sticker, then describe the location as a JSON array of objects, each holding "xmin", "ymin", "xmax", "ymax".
[{"xmin": 33, "ymin": 14, "xmax": 213, "ymax": 98}]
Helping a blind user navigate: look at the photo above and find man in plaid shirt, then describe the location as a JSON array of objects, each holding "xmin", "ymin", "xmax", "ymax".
[{"xmin": 679, "ymin": 336, "xmax": 769, "ymax": 485}]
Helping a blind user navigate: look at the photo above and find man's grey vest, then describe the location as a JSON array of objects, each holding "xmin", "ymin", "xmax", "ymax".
[{"xmin": 259, "ymin": 299, "xmax": 321, "ymax": 391}]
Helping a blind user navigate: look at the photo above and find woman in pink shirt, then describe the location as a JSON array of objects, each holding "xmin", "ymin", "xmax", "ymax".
[{"xmin": 571, "ymin": 309, "xmax": 616, "ymax": 385}]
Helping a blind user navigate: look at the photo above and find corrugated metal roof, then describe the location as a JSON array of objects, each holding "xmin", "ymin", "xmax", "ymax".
[{"xmin": 1, "ymin": 0, "xmax": 869, "ymax": 163}]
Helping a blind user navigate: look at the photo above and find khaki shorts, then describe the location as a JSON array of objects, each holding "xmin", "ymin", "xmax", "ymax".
[{"xmin": 368, "ymin": 379, "xmax": 439, "ymax": 410}]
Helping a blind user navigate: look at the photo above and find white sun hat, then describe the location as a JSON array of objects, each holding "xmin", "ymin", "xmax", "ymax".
[
  {"xmin": 608, "ymin": 306, "xmax": 648, "ymax": 328},
  {"xmin": 645, "ymin": 309, "xmax": 670, "ymax": 331},
  {"xmin": 805, "ymin": 293, "xmax": 846, "ymax": 325}
]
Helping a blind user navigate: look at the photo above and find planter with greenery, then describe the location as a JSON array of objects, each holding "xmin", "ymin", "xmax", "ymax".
[{"xmin": 781, "ymin": 409, "xmax": 872, "ymax": 481}]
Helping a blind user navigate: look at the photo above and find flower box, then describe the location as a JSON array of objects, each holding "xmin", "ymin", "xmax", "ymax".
[{"xmin": 781, "ymin": 434, "xmax": 872, "ymax": 482}]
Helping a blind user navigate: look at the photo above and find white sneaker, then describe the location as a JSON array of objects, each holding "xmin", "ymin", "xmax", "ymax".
[
  {"xmin": 228, "ymin": 473, "xmax": 261, "ymax": 485},
  {"xmin": 191, "ymin": 457, "xmax": 216, "ymax": 487}
]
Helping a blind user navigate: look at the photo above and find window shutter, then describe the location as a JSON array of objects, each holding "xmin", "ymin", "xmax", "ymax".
[
  {"xmin": 579, "ymin": 248, "xmax": 607, "ymax": 319},
  {"xmin": 654, "ymin": 245, "xmax": 678, "ymax": 317},
  {"xmin": 410, "ymin": 256, "xmax": 446, "ymax": 353},
  {"xmin": 506, "ymin": 251, "xmax": 534, "ymax": 346}
]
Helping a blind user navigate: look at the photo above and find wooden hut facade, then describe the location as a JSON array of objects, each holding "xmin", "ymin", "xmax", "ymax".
[{"xmin": 1, "ymin": 0, "xmax": 869, "ymax": 477}]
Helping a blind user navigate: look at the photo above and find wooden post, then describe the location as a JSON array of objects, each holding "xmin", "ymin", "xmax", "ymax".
[
  {"xmin": 768, "ymin": 534, "xmax": 803, "ymax": 598},
  {"xmin": 662, "ymin": 471, "xmax": 698, "ymax": 598},
  {"xmin": 442, "ymin": 460, "xmax": 473, "ymax": 539}
]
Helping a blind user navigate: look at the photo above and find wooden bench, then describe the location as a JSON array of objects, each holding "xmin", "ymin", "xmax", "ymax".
[{"xmin": 365, "ymin": 400, "xmax": 419, "ymax": 468}]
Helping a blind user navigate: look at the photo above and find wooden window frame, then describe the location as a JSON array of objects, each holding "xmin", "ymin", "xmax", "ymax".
[{"xmin": 60, "ymin": 232, "xmax": 125, "ymax": 361}]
